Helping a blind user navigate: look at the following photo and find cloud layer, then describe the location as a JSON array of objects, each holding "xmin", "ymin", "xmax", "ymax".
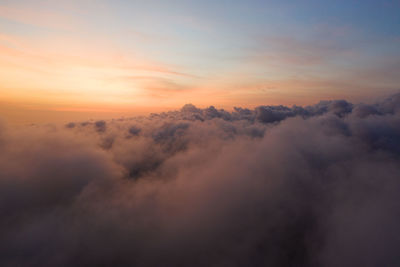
[{"xmin": 1, "ymin": 93, "xmax": 400, "ymax": 266}]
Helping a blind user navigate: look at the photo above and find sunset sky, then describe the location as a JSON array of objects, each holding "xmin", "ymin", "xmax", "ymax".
[{"xmin": 1, "ymin": 0, "xmax": 399, "ymax": 123}]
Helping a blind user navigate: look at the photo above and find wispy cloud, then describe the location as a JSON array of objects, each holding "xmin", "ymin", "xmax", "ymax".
[
  {"xmin": 0, "ymin": 5, "xmax": 77, "ymax": 31},
  {"xmin": 120, "ymin": 75, "xmax": 193, "ymax": 98}
]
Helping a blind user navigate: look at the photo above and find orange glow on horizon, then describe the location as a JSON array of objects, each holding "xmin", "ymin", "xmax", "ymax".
[{"xmin": 1, "ymin": 2, "xmax": 399, "ymax": 124}]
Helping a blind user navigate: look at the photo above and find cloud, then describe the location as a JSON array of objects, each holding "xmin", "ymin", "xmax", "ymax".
[
  {"xmin": 247, "ymin": 32, "xmax": 354, "ymax": 67},
  {"xmin": 1, "ymin": 93, "xmax": 400, "ymax": 266},
  {"xmin": 94, "ymin": 120, "xmax": 107, "ymax": 132},
  {"xmin": 121, "ymin": 76, "xmax": 193, "ymax": 98},
  {"xmin": 0, "ymin": 5, "xmax": 76, "ymax": 31}
]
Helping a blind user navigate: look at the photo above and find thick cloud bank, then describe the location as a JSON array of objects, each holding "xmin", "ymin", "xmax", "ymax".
[{"xmin": 1, "ymin": 94, "xmax": 400, "ymax": 266}]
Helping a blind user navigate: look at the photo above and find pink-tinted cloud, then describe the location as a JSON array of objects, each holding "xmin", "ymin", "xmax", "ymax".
[
  {"xmin": 0, "ymin": 5, "xmax": 77, "ymax": 31},
  {"xmin": 1, "ymin": 93, "xmax": 400, "ymax": 266}
]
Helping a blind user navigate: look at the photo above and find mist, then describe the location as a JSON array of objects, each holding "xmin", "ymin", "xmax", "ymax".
[{"xmin": 1, "ymin": 94, "xmax": 400, "ymax": 266}]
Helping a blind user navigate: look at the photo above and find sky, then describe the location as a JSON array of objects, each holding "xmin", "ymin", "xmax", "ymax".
[{"xmin": 0, "ymin": 0, "xmax": 399, "ymax": 123}]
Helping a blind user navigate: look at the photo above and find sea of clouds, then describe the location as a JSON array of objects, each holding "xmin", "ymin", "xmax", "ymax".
[{"xmin": 1, "ymin": 93, "xmax": 400, "ymax": 266}]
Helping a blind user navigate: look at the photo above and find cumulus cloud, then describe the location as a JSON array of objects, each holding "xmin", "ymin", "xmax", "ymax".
[{"xmin": 1, "ymin": 93, "xmax": 400, "ymax": 266}]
